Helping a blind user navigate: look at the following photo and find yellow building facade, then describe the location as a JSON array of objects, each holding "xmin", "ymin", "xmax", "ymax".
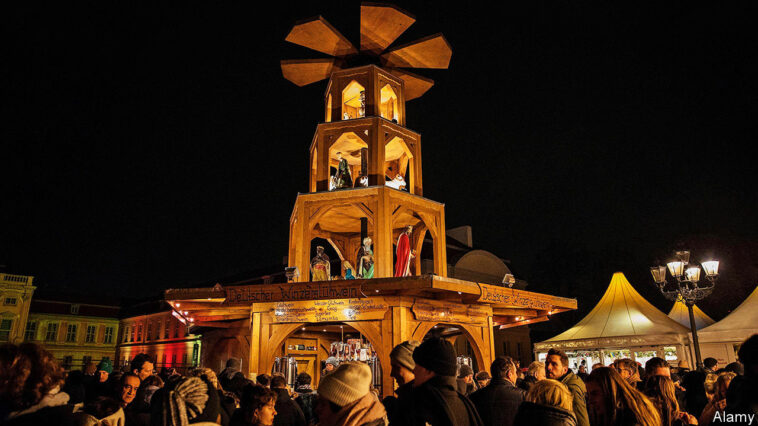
[
  {"xmin": 0, "ymin": 273, "xmax": 36, "ymax": 344},
  {"xmin": 25, "ymin": 298, "xmax": 120, "ymax": 370}
]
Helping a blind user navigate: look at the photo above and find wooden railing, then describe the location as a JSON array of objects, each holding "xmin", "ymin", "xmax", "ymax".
[{"xmin": 0, "ymin": 273, "xmax": 34, "ymax": 285}]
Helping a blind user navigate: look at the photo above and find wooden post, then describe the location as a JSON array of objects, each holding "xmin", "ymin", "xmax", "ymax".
[{"xmin": 249, "ymin": 312, "xmax": 261, "ymax": 379}]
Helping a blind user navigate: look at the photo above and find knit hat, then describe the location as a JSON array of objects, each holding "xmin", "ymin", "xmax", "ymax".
[
  {"xmin": 458, "ymin": 364, "xmax": 474, "ymax": 378},
  {"xmin": 475, "ymin": 371, "xmax": 491, "ymax": 381},
  {"xmin": 317, "ymin": 361, "xmax": 372, "ymax": 407},
  {"xmin": 389, "ymin": 340, "xmax": 420, "ymax": 372},
  {"xmin": 412, "ymin": 337, "xmax": 458, "ymax": 377},
  {"xmin": 325, "ymin": 356, "xmax": 339, "ymax": 367},
  {"xmin": 97, "ymin": 358, "xmax": 113, "ymax": 374}
]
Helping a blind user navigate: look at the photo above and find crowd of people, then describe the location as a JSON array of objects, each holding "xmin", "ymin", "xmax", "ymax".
[{"xmin": 2, "ymin": 333, "xmax": 757, "ymax": 425}]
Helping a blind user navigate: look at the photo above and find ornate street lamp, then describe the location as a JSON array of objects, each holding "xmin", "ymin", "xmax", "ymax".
[{"xmin": 650, "ymin": 250, "xmax": 719, "ymax": 369}]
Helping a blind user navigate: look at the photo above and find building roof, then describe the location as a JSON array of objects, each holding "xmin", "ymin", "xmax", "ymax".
[
  {"xmin": 696, "ymin": 285, "xmax": 758, "ymax": 343},
  {"xmin": 535, "ymin": 272, "xmax": 690, "ymax": 350},
  {"xmin": 667, "ymin": 296, "xmax": 715, "ymax": 330}
]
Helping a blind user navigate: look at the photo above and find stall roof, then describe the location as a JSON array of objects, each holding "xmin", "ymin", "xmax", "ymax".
[
  {"xmin": 536, "ymin": 272, "xmax": 689, "ymax": 350},
  {"xmin": 667, "ymin": 296, "xmax": 715, "ymax": 330},
  {"xmin": 697, "ymin": 285, "xmax": 758, "ymax": 343}
]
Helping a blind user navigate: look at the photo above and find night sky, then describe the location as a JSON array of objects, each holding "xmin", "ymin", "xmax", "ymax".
[{"xmin": 4, "ymin": 2, "xmax": 757, "ymax": 334}]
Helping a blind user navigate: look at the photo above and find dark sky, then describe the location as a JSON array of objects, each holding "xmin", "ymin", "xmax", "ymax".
[{"xmin": 4, "ymin": 2, "xmax": 757, "ymax": 327}]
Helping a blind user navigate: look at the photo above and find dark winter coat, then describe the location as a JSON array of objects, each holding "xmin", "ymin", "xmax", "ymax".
[
  {"xmin": 272, "ymin": 388, "xmax": 306, "ymax": 426},
  {"xmin": 396, "ymin": 375, "xmax": 482, "ymax": 426},
  {"xmin": 513, "ymin": 401, "xmax": 577, "ymax": 426},
  {"xmin": 383, "ymin": 381, "xmax": 413, "ymax": 425},
  {"xmin": 559, "ymin": 371, "xmax": 589, "ymax": 426},
  {"xmin": 469, "ymin": 378, "xmax": 525, "ymax": 426},
  {"xmin": 294, "ymin": 389, "xmax": 318, "ymax": 426},
  {"xmin": 2, "ymin": 404, "xmax": 76, "ymax": 426}
]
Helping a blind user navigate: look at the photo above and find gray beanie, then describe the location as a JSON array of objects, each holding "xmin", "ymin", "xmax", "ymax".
[{"xmin": 389, "ymin": 340, "xmax": 421, "ymax": 372}]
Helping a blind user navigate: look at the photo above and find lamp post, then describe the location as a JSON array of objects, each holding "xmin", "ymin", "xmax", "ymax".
[{"xmin": 650, "ymin": 250, "xmax": 719, "ymax": 370}]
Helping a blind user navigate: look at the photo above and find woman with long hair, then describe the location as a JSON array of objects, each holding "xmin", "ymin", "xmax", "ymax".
[
  {"xmin": 513, "ymin": 379, "xmax": 576, "ymax": 426},
  {"xmin": 585, "ymin": 367, "xmax": 661, "ymax": 426},
  {"xmin": 643, "ymin": 375, "xmax": 698, "ymax": 426},
  {"xmin": 699, "ymin": 372, "xmax": 737, "ymax": 426}
]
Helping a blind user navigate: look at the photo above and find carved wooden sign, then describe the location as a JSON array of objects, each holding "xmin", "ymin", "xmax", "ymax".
[
  {"xmin": 411, "ymin": 300, "xmax": 489, "ymax": 325},
  {"xmin": 478, "ymin": 284, "xmax": 563, "ymax": 310},
  {"xmin": 224, "ymin": 282, "xmax": 364, "ymax": 305},
  {"xmin": 266, "ymin": 298, "xmax": 389, "ymax": 323}
]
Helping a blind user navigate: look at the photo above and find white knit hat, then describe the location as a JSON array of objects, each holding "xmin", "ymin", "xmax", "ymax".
[{"xmin": 317, "ymin": 361, "xmax": 372, "ymax": 407}]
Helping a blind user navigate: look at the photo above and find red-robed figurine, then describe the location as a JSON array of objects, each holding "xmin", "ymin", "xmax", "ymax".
[{"xmin": 394, "ymin": 225, "xmax": 415, "ymax": 277}]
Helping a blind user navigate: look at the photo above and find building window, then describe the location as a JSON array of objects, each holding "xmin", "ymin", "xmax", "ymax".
[
  {"xmin": 164, "ymin": 320, "xmax": 169, "ymax": 339},
  {"xmin": 24, "ymin": 321, "xmax": 37, "ymax": 341},
  {"xmin": 130, "ymin": 326, "xmax": 135, "ymax": 342},
  {"xmin": 85, "ymin": 325, "xmax": 97, "ymax": 343},
  {"xmin": 0, "ymin": 319, "xmax": 13, "ymax": 341},
  {"xmin": 45, "ymin": 323, "xmax": 59, "ymax": 342},
  {"xmin": 173, "ymin": 322, "xmax": 179, "ymax": 339},
  {"xmin": 137, "ymin": 324, "xmax": 142, "ymax": 341},
  {"xmin": 104, "ymin": 327, "xmax": 114, "ymax": 344},
  {"xmin": 70, "ymin": 304, "xmax": 80, "ymax": 314},
  {"xmin": 146, "ymin": 322, "xmax": 152, "ymax": 341},
  {"xmin": 82, "ymin": 355, "xmax": 92, "ymax": 366},
  {"xmin": 62, "ymin": 356, "xmax": 73, "ymax": 370},
  {"xmin": 65, "ymin": 324, "xmax": 78, "ymax": 342},
  {"xmin": 124, "ymin": 326, "xmax": 129, "ymax": 342},
  {"xmin": 182, "ymin": 353, "xmax": 187, "ymax": 366},
  {"xmin": 171, "ymin": 353, "xmax": 176, "ymax": 365},
  {"xmin": 3, "ymin": 297, "xmax": 17, "ymax": 306}
]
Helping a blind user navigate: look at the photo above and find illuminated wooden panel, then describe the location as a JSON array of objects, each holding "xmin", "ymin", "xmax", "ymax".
[
  {"xmin": 381, "ymin": 34, "xmax": 452, "ymax": 69},
  {"xmin": 281, "ymin": 59, "xmax": 336, "ymax": 87},
  {"xmin": 389, "ymin": 69, "xmax": 434, "ymax": 100},
  {"xmin": 285, "ymin": 16, "xmax": 357, "ymax": 57},
  {"xmin": 360, "ymin": 3, "xmax": 415, "ymax": 55}
]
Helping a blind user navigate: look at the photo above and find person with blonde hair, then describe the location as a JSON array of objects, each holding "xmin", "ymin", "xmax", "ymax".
[
  {"xmin": 513, "ymin": 379, "xmax": 576, "ymax": 425},
  {"xmin": 699, "ymin": 372, "xmax": 737, "ymax": 426},
  {"xmin": 642, "ymin": 375, "xmax": 698, "ymax": 426},
  {"xmin": 519, "ymin": 361, "xmax": 545, "ymax": 392},
  {"xmin": 585, "ymin": 367, "xmax": 661, "ymax": 426}
]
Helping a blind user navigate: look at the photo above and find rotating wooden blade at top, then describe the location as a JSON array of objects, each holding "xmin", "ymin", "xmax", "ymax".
[
  {"xmin": 360, "ymin": 3, "xmax": 415, "ymax": 55},
  {"xmin": 389, "ymin": 69, "xmax": 434, "ymax": 101},
  {"xmin": 381, "ymin": 33, "xmax": 452, "ymax": 69},
  {"xmin": 285, "ymin": 16, "xmax": 358, "ymax": 57},
  {"xmin": 281, "ymin": 59, "xmax": 338, "ymax": 87}
]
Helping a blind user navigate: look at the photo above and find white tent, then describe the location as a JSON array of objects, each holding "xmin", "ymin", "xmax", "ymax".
[
  {"xmin": 534, "ymin": 272, "xmax": 692, "ymax": 367},
  {"xmin": 696, "ymin": 285, "xmax": 758, "ymax": 364},
  {"xmin": 668, "ymin": 296, "xmax": 715, "ymax": 330}
]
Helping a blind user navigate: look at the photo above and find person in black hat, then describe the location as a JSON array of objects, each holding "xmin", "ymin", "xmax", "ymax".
[
  {"xmin": 457, "ymin": 364, "xmax": 476, "ymax": 395},
  {"xmin": 395, "ymin": 337, "xmax": 482, "ymax": 426}
]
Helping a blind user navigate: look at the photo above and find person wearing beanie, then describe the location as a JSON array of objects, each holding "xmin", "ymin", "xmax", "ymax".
[
  {"xmin": 322, "ymin": 357, "xmax": 339, "ymax": 377},
  {"xmin": 314, "ymin": 362, "xmax": 386, "ymax": 426},
  {"xmin": 397, "ymin": 337, "xmax": 482, "ymax": 426},
  {"xmin": 85, "ymin": 358, "xmax": 115, "ymax": 402},
  {"xmin": 389, "ymin": 340, "xmax": 419, "ymax": 387},
  {"xmin": 457, "ymin": 364, "xmax": 476, "ymax": 395},
  {"xmin": 383, "ymin": 340, "xmax": 420, "ymax": 425},
  {"xmin": 97, "ymin": 358, "xmax": 113, "ymax": 383},
  {"xmin": 475, "ymin": 371, "xmax": 491, "ymax": 389}
]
